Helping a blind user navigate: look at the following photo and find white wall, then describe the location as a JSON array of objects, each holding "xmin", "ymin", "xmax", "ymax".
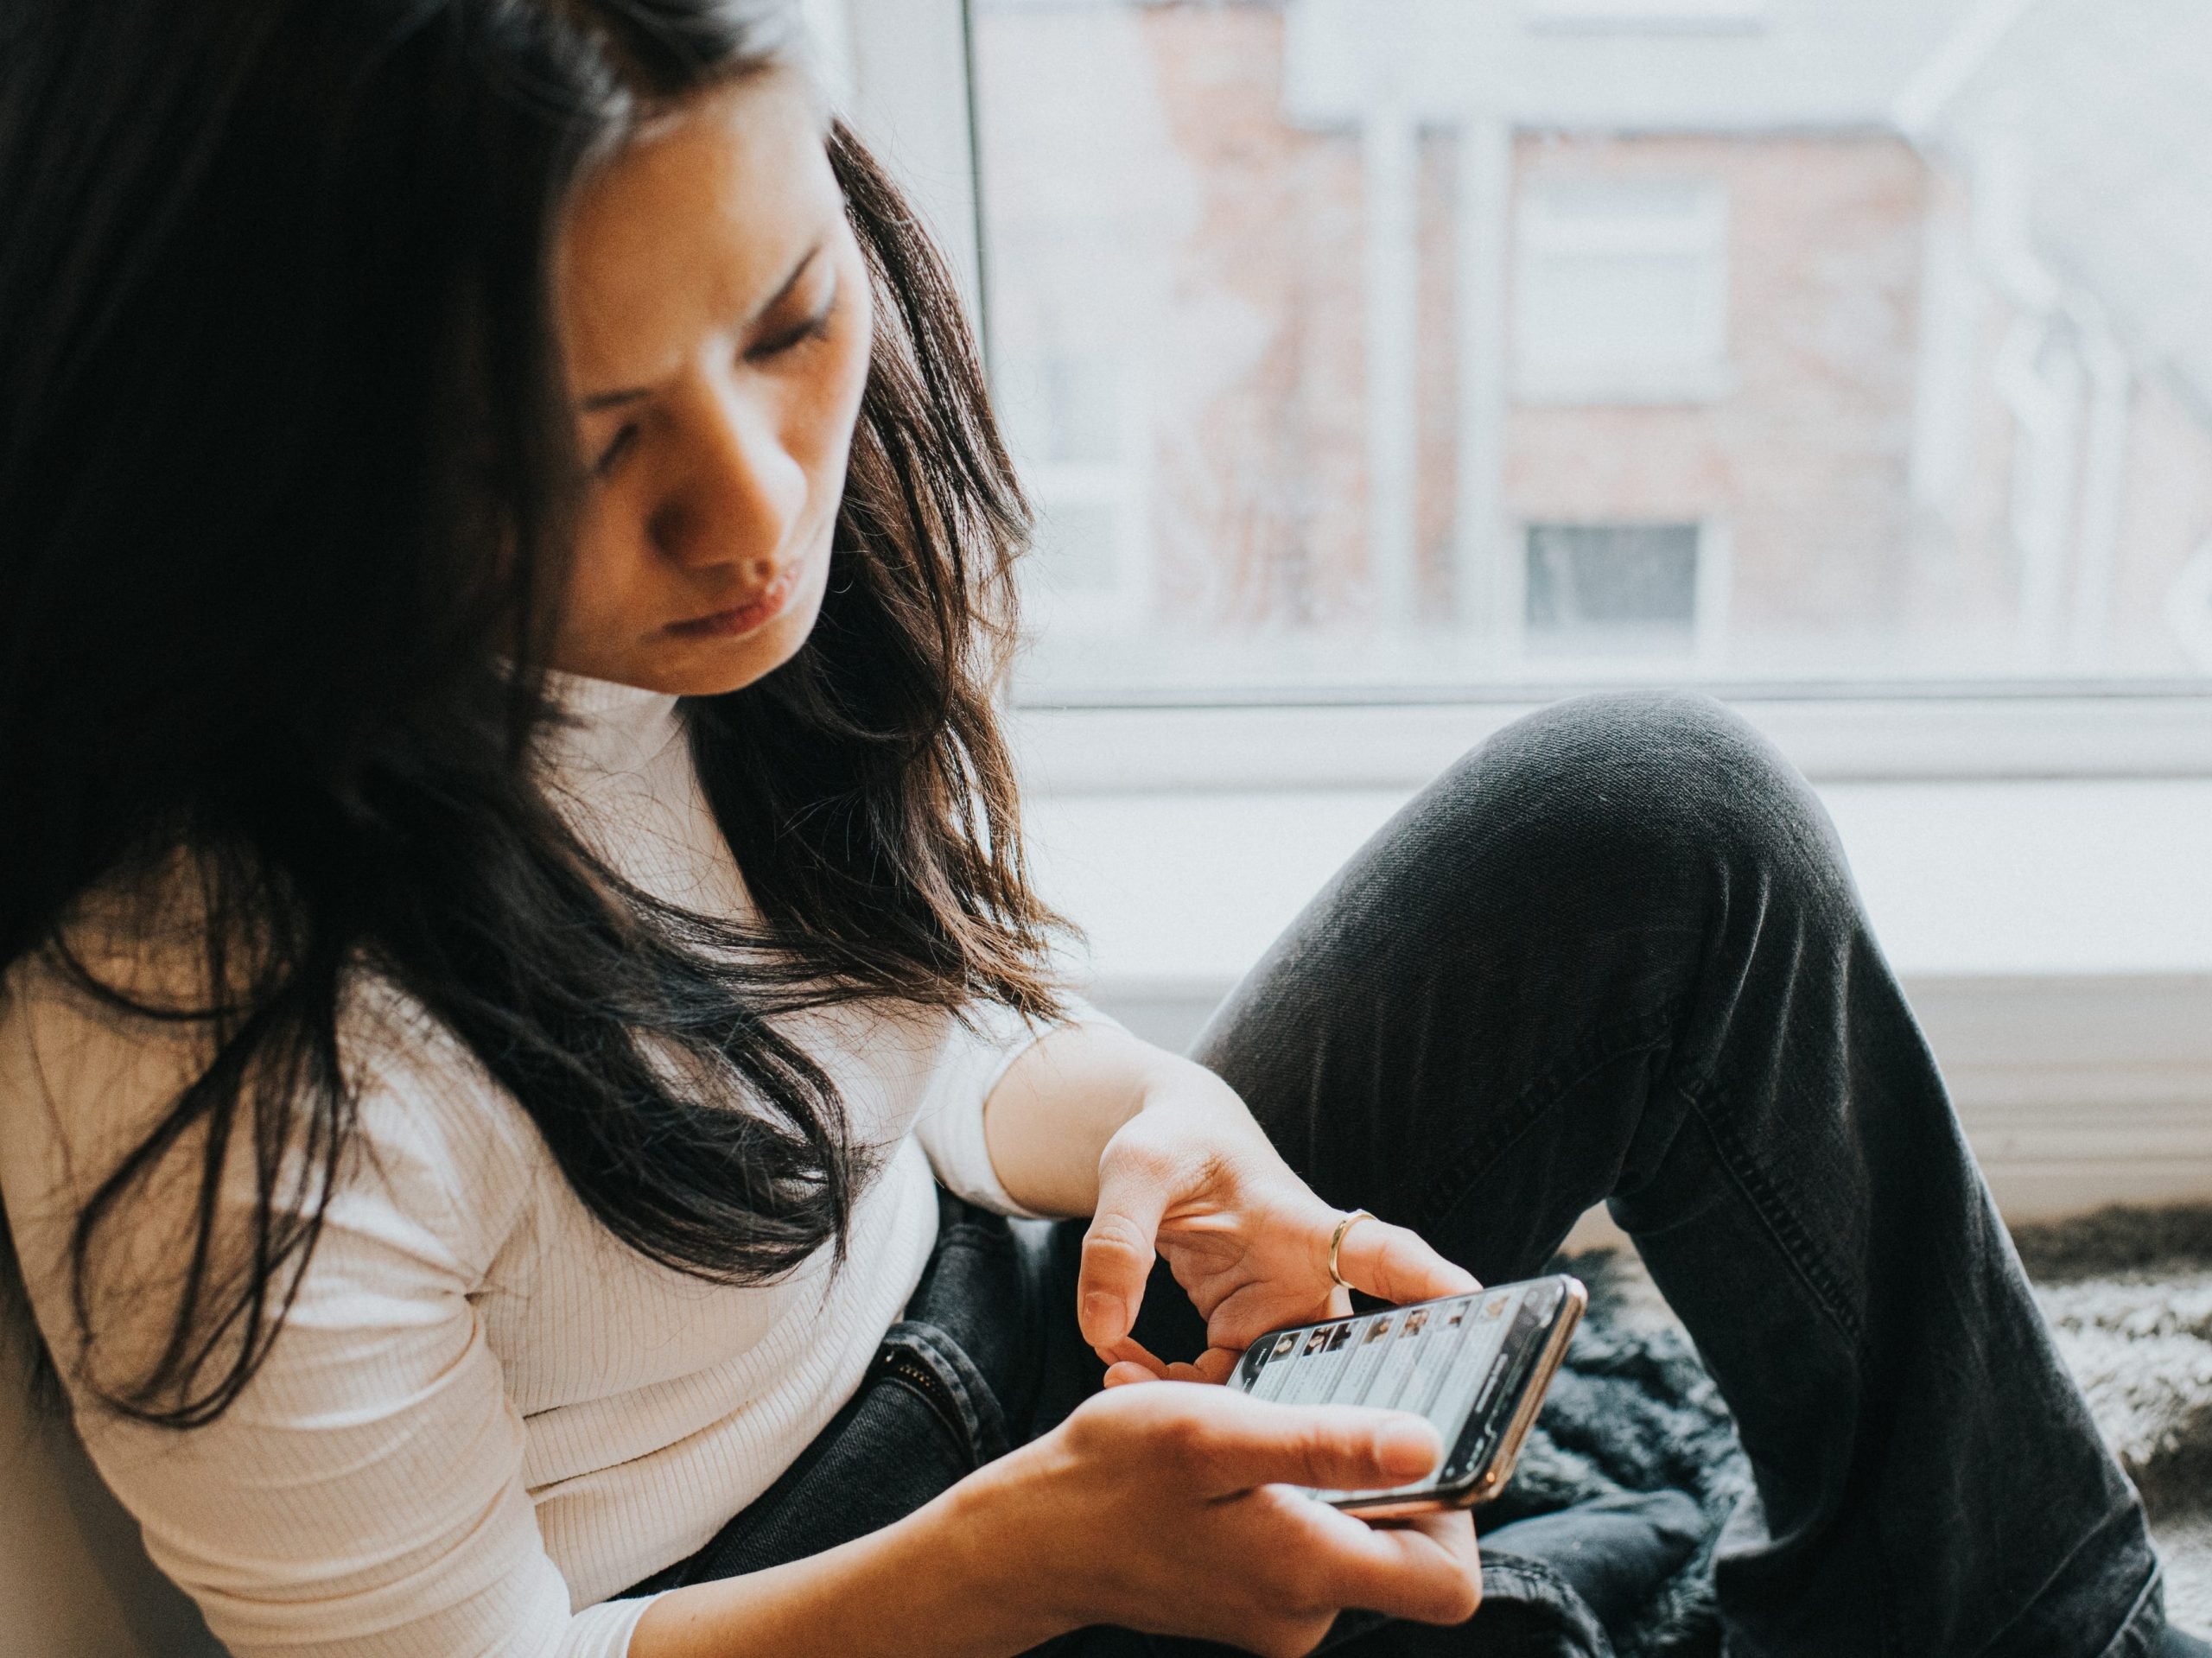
[{"xmin": 0, "ymin": 1382, "xmax": 221, "ymax": 1658}]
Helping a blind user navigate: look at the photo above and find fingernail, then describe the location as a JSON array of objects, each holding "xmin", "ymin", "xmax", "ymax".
[{"xmin": 1377, "ymin": 1418, "xmax": 1442, "ymax": 1477}]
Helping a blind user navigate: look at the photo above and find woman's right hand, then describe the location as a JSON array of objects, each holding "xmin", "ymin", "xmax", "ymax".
[{"xmin": 944, "ymin": 1380, "xmax": 1483, "ymax": 1656}]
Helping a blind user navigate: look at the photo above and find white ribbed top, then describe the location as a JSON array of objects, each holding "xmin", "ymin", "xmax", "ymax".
[{"xmin": 0, "ymin": 674, "xmax": 1067, "ymax": 1658}]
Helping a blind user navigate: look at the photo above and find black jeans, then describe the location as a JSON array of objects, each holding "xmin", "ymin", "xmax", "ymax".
[{"xmin": 626, "ymin": 695, "xmax": 2166, "ymax": 1655}]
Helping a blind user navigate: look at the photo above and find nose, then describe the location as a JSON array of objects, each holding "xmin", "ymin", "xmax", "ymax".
[{"xmin": 646, "ymin": 369, "xmax": 809, "ymax": 585}]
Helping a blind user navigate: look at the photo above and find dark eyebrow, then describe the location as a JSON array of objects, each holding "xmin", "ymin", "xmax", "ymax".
[{"xmin": 575, "ymin": 240, "xmax": 826, "ymax": 412}]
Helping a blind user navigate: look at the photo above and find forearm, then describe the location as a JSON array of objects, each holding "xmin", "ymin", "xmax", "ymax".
[
  {"xmin": 627, "ymin": 1480, "xmax": 1065, "ymax": 1658},
  {"xmin": 982, "ymin": 1020, "xmax": 1242, "ymax": 1217}
]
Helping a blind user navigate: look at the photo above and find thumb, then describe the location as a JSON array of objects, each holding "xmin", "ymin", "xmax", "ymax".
[
  {"xmin": 1182, "ymin": 1396, "xmax": 1446, "ymax": 1497},
  {"xmin": 1079, "ymin": 1152, "xmax": 1174, "ymax": 1350}
]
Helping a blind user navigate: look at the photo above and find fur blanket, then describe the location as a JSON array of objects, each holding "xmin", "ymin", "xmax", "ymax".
[{"xmin": 1516, "ymin": 1207, "xmax": 2212, "ymax": 1653}]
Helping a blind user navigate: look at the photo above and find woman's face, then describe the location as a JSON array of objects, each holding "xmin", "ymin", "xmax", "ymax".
[{"xmin": 549, "ymin": 69, "xmax": 873, "ymax": 696}]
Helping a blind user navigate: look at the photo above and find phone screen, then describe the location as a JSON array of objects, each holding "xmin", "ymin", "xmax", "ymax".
[{"xmin": 1226, "ymin": 1275, "xmax": 1581, "ymax": 1508}]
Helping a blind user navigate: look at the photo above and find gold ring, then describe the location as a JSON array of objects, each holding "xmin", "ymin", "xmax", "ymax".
[{"xmin": 1327, "ymin": 1209, "xmax": 1373, "ymax": 1289}]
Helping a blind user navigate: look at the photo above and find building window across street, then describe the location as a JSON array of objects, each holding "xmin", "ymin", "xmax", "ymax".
[{"xmin": 1524, "ymin": 522, "xmax": 1705, "ymax": 655}]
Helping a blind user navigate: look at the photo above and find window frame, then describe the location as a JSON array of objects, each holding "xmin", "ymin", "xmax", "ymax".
[
  {"xmin": 1007, "ymin": 689, "xmax": 2212, "ymax": 795},
  {"xmin": 854, "ymin": 0, "xmax": 2212, "ymax": 790}
]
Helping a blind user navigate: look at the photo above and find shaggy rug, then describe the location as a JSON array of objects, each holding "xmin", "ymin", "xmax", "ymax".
[
  {"xmin": 1511, "ymin": 1205, "xmax": 2212, "ymax": 1653},
  {"xmin": 2017, "ymin": 1206, "xmax": 2212, "ymax": 1635}
]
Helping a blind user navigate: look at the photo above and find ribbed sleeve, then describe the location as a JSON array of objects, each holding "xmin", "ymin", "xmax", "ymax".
[
  {"xmin": 561, "ymin": 1595, "xmax": 661, "ymax": 1658},
  {"xmin": 0, "ymin": 967, "xmax": 671, "ymax": 1658},
  {"xmin": 911, "ymin": 996, "xmax": 1121, "ymax": 1218}
]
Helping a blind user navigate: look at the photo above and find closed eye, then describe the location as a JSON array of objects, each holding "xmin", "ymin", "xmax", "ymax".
[
  {"xmin": 745, "ymin": 285, "xmax": 838, "ymax": 364},
  {"xmin": 592, "ymin": 421, "xmax": 641, "ymax": 476}
]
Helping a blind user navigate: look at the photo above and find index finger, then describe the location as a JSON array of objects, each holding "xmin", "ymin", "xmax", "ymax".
[{"xmin": 1334, "ymin": 1214, "xmax": 1480, "ymax": 1306}]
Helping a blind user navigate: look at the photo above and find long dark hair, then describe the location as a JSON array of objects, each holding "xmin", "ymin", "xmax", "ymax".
[{"xmin": 0, "ymin": 0, "xmax": 1059, "ymax": 1426}]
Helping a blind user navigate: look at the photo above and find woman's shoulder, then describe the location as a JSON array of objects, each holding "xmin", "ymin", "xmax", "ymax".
[
  {"xmin": 1, "ymin": 850, "xmax": 236, "ymax": 1194},
  {"xmin": 0, "ymin": 851, "xmax": 542, "ymax": 1291},
  {"xmin": 335, "ymin": 972, "xmax": 549, "ymax": 1262}
]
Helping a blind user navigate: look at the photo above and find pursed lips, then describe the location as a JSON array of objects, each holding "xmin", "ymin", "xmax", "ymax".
[{"xmin": 666, "ymin": 564, "xmax": 801, "ymax": 637}]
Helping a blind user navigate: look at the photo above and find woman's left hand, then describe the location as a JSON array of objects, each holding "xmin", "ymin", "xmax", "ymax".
[{"xmin": 1077, "ymin": 1058, "xmax": 1481, "ymax": 1385}]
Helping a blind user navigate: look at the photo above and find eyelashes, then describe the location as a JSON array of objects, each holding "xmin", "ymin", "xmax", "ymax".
[
  {"xmin": 592, "ymin": 423, "xmax": 641, "ymax": 477},
  {"xmin": 588, "ymin": 283, "xmax": 841, "ymax": 479},
  {"xmin": 745, "ymin": 269, "xmax": 842, "ymax": 364},
  {"xmin": 744, "ymin": 292, "xmax": 837, "ymax": 363}
]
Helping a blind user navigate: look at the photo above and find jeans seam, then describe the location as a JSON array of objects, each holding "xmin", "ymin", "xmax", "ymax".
[
  {"xmin": 2088, "ymin": 1562, "xmax": 2165, "ymax": 1658},
  {"xmin": 1408, "ymin": 1002, "xmax": 1682, "ymax": 1236},
  {"xmin": 1971, "ymin": 1519, "xmax": 2164, "ymax": 1658},
  {"xmin": 1674, "ymin": 1070, "xmax": 1897, "ymax": 1655},
  {"xmin": 1675, "ymin": 1070, "xmax": 1865, "ymax": 1350}
]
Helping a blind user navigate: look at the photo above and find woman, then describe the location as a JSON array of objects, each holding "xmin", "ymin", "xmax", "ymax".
[{"xmin": 0, "ymin": 3, "xmax": 2188, "ymax": 1655}]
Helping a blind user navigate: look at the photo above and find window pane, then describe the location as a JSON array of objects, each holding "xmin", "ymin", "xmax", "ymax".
[
  {"xmin": 1526, "ymin": 523, "xmax": 1701, "ymax": 652},
  {"xmin": 973, "ymin": 0, "xmax": 2212, "ymax": 699}
]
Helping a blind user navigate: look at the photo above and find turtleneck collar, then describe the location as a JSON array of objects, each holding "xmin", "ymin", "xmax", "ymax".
[
  {"xmin": 532, "ymin": 668, "xmax": 744, "ymax": 918},
  {"xmin": 537, "ymin": 669, "xmax": 686, "ymax": 780}
]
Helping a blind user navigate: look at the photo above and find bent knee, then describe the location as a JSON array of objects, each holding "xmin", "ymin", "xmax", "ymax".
[{"xmin": 1421, "ymin": 692, "xmax": 1847, "ymax": 899}]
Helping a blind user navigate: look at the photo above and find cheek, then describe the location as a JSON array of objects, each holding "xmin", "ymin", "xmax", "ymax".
[
  {"xmin": 560, "ymin": 493, "xmax": 649, "ymax": 638},
  {"xmin": 807, "ymin": 291, "xmax": 873, "ymax": 480}
]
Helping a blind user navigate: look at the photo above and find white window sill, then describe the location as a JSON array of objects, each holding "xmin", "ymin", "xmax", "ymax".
[
  {"xmin": 1022, "ymin": 716, "xmax": 2212, "ymax": 1222},
  {"xmin": 1011, "ymin": 691, "xmax": 2212, "ymax": 793}
]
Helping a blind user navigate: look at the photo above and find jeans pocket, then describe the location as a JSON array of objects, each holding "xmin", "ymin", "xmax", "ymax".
[{"xmin": 876, "ymin": 1318, "xmax": 1013, "ymax": 1468}]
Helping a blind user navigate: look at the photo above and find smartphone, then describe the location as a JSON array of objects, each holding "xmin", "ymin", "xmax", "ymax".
[{"xmin": 1225, "ymin": 1274, "xmax": 1586, "ymax": 1515}]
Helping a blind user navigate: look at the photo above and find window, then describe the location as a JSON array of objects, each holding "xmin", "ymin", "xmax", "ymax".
[
  {"xmin": 1524, "ymin": 522, "xmax": 1708, "ymax": 657},
  {"xmin": 964, "ymin": 0, "xmax": 2212, "ymax": 709},
  {"xmin": 836, "ymin": 0, "xmax": 2212, "ymax": 1229},
  {"xmin": 1513, "ymin": 181, "xmax": 1732, "ymax": 405}
]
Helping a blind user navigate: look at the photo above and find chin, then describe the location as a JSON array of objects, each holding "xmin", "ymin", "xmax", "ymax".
[
  {"xmin": 664, "ymin": 581, "xmax": 829, "ymax": 699},
  {"xmin": 557, "ymin": 539, "xmax": 837, "ymax": 699}
]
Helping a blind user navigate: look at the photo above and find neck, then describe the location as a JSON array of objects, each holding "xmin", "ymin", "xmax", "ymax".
[{"xmin": 539, "ymin": 668, "xmax": 684, "ymax": 778}]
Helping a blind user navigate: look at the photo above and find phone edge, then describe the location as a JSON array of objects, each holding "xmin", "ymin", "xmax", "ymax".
[{"xmin": 1330, "ymin": 1275, "xmax": 1589, "ymax": 1518}]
